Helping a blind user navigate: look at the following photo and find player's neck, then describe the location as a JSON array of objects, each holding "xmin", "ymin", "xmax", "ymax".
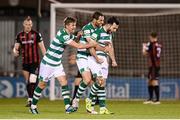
[
  {"xmin": 64, "ymin": 28, "xmax": 71, "ymax": 34},
  {"xmin": 91, "ymin": 21, "xmax": 97, "ymax": 28}
]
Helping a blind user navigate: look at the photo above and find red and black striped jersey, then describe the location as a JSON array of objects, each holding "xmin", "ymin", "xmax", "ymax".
[
  {"xmin": 146, "ymin": 41, "xmax": 162, "ymax": 67},
  {"xmin": 15, "ymin": 30, "xmax": 43, "ymax": 64}
]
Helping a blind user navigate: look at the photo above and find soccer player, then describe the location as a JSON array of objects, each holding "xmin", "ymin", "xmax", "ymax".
[
  {"xmin": 13, "ymin": 16, "xmax": 46, "ymax": 107},
  {"xmin": 86, "ymin": 17, "xmax": 119, "ymax": 114},
  {"xmin": 29, "ymin": 17, "xmax": 97, "ymax": 114},
  {"xmin": 142, "ymin": 32, "xmax": 162, "ymax": 104},
  {"xmin": 72, "ymin": 11, "xmax": 108, "ymax": 113}
]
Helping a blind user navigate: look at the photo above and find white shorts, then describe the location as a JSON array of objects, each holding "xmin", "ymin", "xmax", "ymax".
[
  {"xmin": 38, "ymin": 62, "xmax": 65, "ymax": 82},
  {"xmin": 88, "ymin": 56, "xmax": 103, "ymax": 78},
  {"xmin": 76, "ymin": 58, "xmax": 90, "ymax": 74}
]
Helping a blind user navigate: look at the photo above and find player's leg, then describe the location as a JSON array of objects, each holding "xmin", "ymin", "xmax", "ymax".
[
  {"xmin": 30, "ymin": 63, "xmax": 52, "ymax": 114},
  {"xmin": 143, "ymin": 67, "xmax": 154, "ymax": 104},
  {"xmin": 25, "ymin": 64, "xmax": 39, "ymax": 107},
  {"xmin": 152, "ymin": 67, "xmax": 160, "ymax": 104},
  {"xmin": 71, "ymin": 72, "xmax": 82, "ymax": 104},
  {"xmin": 51, "ymin": 64, "xmax": 75, "ymax": 113},
  {"xmin": 22, "ymin": 64, "xmax": 31, "ymax": 107},
  {"xmin": 85, "ymin": 56, "xmax": 103, "ymax": 114},
  {"xmin": 72, "ymin": 58, "xmax": 92, "ymax": 110},
  {"xmin": 56, "ymin": 75, "xmax": 75, "ymax": 113}
]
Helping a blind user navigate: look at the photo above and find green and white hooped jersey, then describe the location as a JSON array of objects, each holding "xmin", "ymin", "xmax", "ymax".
[
  {"xmin": 77, "ymin": 22, "xmax": 96, "ymax": 59},
  {"xmin": 42, "ymin": 28, "xmax": 75, "ymax": 66},
  {"xmin": 91, "ymin": 27, "xmax": 112, "ymax": 57}
]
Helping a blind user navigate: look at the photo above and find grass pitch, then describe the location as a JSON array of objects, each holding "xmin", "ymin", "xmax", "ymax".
[{"xmin": 0, "ymin": 98, "xmax": 179, "ymax": 119}]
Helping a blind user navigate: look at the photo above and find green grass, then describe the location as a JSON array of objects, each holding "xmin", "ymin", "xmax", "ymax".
[{"xmin": 0, "ymin": 98, "xmax": 180, "ymax": 119}]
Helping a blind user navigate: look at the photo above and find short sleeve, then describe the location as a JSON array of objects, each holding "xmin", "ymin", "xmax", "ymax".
[
  {"xmin": 36, "ymin": 33, "xmax": 43, "ymax": 43},
  {"xmin": 15, "ymin": 34, "xmax": 21, "ymax": 44}
]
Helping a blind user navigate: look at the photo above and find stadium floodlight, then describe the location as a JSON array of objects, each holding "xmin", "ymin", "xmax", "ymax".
[{"xmin": 50, "ymin": 3, "xmax": 180, "ymax": 100}]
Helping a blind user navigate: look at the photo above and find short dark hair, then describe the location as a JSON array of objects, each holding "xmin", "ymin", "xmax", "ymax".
[
  {"xmin": 150, "ymin": 32, "xmax": 158, "ymax": 38},
  {"xmin": 107, "ymin": 17, "xmax": 119, "ymax": 25},
  {"xmin": 64, "ymin": 17, "xmax": 76, "ymax": 26},
  {"xmin": 24, "ymin": 16, "xmax": 32, "ymax": 21},
  {"xmin": 92, "ymin": 11, "xmax": 104, "ymax": 20}
]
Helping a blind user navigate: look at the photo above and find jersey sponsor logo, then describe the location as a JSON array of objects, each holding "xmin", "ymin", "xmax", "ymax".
[
  {"xmin": 63, "ymin": 35, "xmax": 70, "ymax": 40},
  {"xmin": 91, "ymin": 33, "xmax": 98, "ymax": 39},
  {"xmin": 100, "ymin": 33, "xmax": 109, "ymax": 37},
  {"xmin": 84, "ymin": 30, "xmax": 90, "ymax": 34},
  {"xmin": 22, "ymin": 40, "xmax": 34, "ymax": 44}
]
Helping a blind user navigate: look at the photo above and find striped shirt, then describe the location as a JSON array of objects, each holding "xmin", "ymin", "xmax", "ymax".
[
  {"xmin": 77, "ymin": 22, "xmax": 96, "ymax": 59},
  {"xmin": 15, "ymin": 30, "xmax": 43, "ymax": 64},
  {"xmin": 91, "ymin": 27, "xmax": 112, "ymax": 57},
  {"xmin": 42, "ymin": 28, "xmax": 75, "ymax": 66}
]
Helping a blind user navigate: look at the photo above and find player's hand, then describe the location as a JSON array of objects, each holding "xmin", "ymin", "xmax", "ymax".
[
  {"xmin": 13, "ymin": 48, "xmax": 19, "ymax": 57},
  {"xmin": 89, "ymin": 40, "xmax": 97, "ymax": 47},
  {"xmin": 104, "ymin": 46, "xmax": 110, "ymax": 53},
  {"xmin": 96, "ymin": 57, "xmax": 104, "ymax": 64},
  {"xmin": 77, "ymin": 30, "xmax": 83, "ymax": 37},
  {"xmin": 112, "ymin": 61, "xmax": 118, "ymax": 67}
]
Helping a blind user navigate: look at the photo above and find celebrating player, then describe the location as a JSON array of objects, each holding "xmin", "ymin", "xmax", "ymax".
[
  {"xmin": 29, "ymin": 17, "xmax": 97, "ymax": 114},
  {"xmin": 86, "ymin": 17, "xmax": 119, "ymax": 114},
  {"xmin": 72, "ymin": 11, "xmax": 108, "ymax": 114}
]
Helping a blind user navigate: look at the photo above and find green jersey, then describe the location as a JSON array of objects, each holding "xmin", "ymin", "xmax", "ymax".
[
  {"xmin": 77, "ymin": 22, "xmax": 96, "ymax": 59},
  {"xmin": 42, "ymin": 28, "xmax": 75, "ymax": 66},
  {"xmin": 91, "ymin": 27, "xmax": 112, "ymax": 57}
]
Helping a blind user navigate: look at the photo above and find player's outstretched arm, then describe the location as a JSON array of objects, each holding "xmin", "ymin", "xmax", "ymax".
[{"xmin": 68, "ymin": 40, "xmax": 97, "ymax": 49}]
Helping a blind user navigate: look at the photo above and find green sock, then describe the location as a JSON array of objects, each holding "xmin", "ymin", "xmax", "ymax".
[
  {"xmin": 89, "ymin": 82, "xmax": 100, "ymax": 99},
  {"xmin": 62, "ymin": 85, "xmax": 71, "ymax": 106},
  {"xmin": 75, "ymin": 81, "xmax": 88, "ymax": 99},
  {"xmin": 32, "ymin": 86, "xmax": 43, "ymax": 105},
  {"xmin": 98, "ymin": 87, "xmax": 106, "ymax": 108}
]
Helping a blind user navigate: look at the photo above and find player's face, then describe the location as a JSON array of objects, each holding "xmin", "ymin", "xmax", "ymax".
[
  {"xmin": 149, "ymin": 36, "xmax": 157, "ymax": 42},
  {"xmin": 96, "ymin": 16, "xmax": 104, "ymax": 27},
  {"xmin": 66, "ymin": 22, "xmax": 76, "ymax": 33},
  {"xmin": 23, "ymin": 20, "xmax": 32, "ymax": 32},
  {"xmin": 109, "ymin": 23, "xmax": 119, "ymax": 33}
]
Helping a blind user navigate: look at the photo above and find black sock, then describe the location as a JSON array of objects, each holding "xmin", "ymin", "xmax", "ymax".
[
  {"xmin": 26, "ymin": 83, "xmax": 31, "ymax": 99},
  {"xmin": 72, "ymin": 85, "xmax": 79, "ymax": 100},
  {"xmin": 148, "ymin": 86, "xmax": 153, "ymax": 100},
  {"xmin": 154, "ymin": 86, "xmax": 160, "ymax": 101},
  {"xmin": 29, "ymin": 83, "xmax": 36, "ymax": 98}
]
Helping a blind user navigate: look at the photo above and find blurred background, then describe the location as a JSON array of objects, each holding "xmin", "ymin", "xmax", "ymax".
[{"xmin": 0, "ymin": 0, "xmax": 180, "ymax": 100}]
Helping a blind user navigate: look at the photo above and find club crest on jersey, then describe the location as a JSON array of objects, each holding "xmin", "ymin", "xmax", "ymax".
[
  {"xmin": 63, "ymin": 35, "xmax": 70, "ymax": 40},
  {"xmin": 31, "ymin": 34, "xmax": 34, "ymax": 39},
  {"xmin": 84, "ymin": 30, "xmax": 90, "ymax": 34}
]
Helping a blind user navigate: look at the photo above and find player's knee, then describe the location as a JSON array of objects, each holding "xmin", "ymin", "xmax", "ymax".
[
  {"xmin": 38, "ymin": 81, "xmax": 46, "ymax": 89},
  {"xmin": 96, "ymin": 76, "xmax": 105, "ymax": 86},
  {"xmin": 152, "ymin": 80, "xmax": 159, "ymax": 86},
  {"xmin": 29, "ymin": 74, "xmax": 37, "ymax": 83}
]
